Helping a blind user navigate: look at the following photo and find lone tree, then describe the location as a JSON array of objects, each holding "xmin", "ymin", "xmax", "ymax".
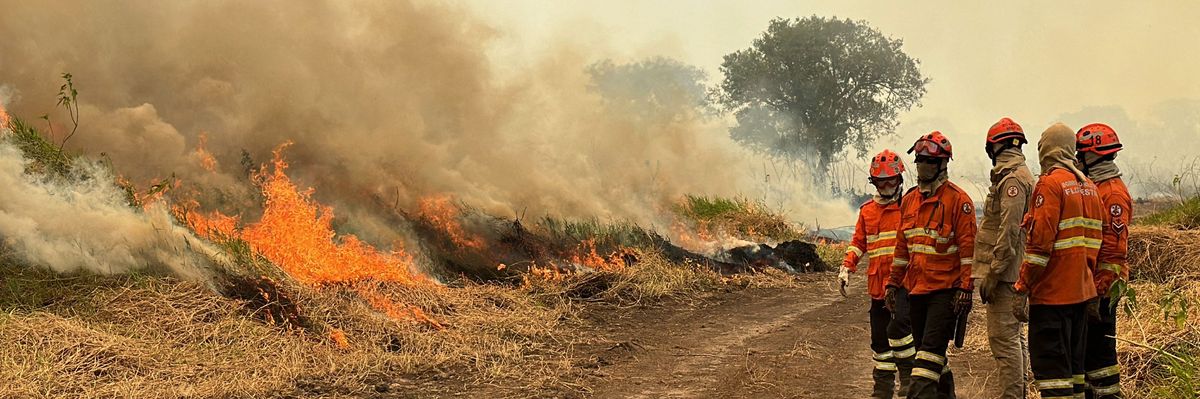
[
  {"xmin": 587, "ymin": 57, "xmax": 713, "ymax": 125},
  {"xmin": 717, "ymin": 17, "xmax": 928, "ymax": 176}
]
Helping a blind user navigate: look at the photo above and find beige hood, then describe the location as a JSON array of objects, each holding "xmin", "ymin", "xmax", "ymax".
[{"xmin": 1038, "ymin": 123, "xmax": 1088, "ymax": 181}]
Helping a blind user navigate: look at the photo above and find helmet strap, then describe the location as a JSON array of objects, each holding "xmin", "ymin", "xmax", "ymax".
[{"xmin": 987, "ymin": 140, "xmax": 1022, "ymax": 165}]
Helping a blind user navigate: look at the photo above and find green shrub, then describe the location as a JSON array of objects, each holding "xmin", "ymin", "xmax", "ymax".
[
  {"xmin": 4, "ymin": 117, "xmax": 74, "ymax": 178},
  {"xmin": 1141, "ymin": 196, "xmax": 1200, "ymax": 230}
]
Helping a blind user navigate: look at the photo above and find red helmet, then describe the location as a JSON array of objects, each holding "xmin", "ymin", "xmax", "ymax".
[
  {"xmin": 1076, "ymin": 123, "xmax": 1122, "ymax": 156},
  {"xmin": 908, "ymin": 131, "xmax": 953, "ymax": 159},
  {"xmin": 870, "ymin": 149, "xmax": 905, "ymax": 179},
  {"xmin": 987, "ymin": 117, "xmax": 1027, "ymax": 144}
]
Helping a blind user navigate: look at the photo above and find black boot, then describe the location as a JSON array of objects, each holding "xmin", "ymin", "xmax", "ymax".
[
  {"xmin": 897, "ymin": 357, "xmax": 913, "ymax": 397},
  {"xmin": 937, "ymin": 367, "xmax": 956, "ymax": 399},
  {"xmin": 873, "ymin": 369, "xmax": 897, "ymax": 399}
]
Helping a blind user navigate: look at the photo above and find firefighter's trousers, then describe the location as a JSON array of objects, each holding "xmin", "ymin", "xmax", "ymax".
[
  {"xmin": 907, "ymin": 289, "xmax": 957, "ymax": 399},
  {"xmin": 986, "ymin": 283, "xmax": 1029, "ymax": 399},
  {"xmin": 1085, "ymin": 297, "xmax": 1122, "ymax": 399},
  {"xmin": 870, "ymin": 287, "xmax": 914, "ymax": 398},
  {"xmin": 1029, "ymin": 302, "xmax": 1087, "ymax": 399}
]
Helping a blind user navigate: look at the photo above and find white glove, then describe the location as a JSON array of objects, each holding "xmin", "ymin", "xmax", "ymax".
[{"xmin": 838, "ymin": 266, "xmax": 851, "ymax": 296}]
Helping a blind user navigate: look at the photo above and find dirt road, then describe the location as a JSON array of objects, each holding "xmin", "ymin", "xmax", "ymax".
[{"xmin": 575, "ymin": 274, "xmax": 1000, "ymax": 398}]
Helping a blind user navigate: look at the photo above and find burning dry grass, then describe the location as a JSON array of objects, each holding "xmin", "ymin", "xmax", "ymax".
[
  {"xmin": 0, "ymin": 260, "xmax": 578, "ymax": 398},
  {"xmin": 673, "ymin": 195, "xmax": 804, "ymax": 243},
  {"xmin": 523, "ymin": 249, "xmax": 722, "ymax": 305},
  {"xmin": 0, "ymin": 110, "xmax": 808, "ymax": 397},
  {"xmin": 0, "ymin": 243, "xmax": 742, "ymax": 398}
]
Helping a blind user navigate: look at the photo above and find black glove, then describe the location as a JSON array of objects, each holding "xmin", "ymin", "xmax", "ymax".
[
  {"xmin": 1086, "ymin": 297, "xmax": 1102, "ymax": 322},
  {"xmin": 977, "ymin": 276, "xmax": 999, "ymax": 304},
  {"xmin": 953, "ymin": 289, "xmax": 973, "ymax": 315},
  {"xmin": 884, "ymin": 286, "xmax": 898, "ymax": 312},
  {"xmin": 1013, "ymin": 293, "xmax": 1029, "ymax": 323}
]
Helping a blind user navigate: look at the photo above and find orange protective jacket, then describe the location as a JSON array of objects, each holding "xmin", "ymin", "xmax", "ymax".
[
  {"xmin": 1014, "ymin": 168, "xmax": 1102, "ymax": 305},
  {"xmin": 843, "ymin": 198, "xmax": 902, "ymax": 299},
  {"xmin": 887, "ymin": 182, "xmax": 977, "ymax": 295},
  {"xmin": 1094, "ymin": 177, "xmax": 1132, "ymax": 294}
]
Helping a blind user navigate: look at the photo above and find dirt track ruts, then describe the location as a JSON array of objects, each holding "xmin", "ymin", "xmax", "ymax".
[{"xmin": 579, "ymin": 274, "xmax": 996, "ymax": 398}]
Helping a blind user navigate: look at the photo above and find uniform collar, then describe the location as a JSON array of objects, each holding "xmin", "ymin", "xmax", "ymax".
[
  {"xmin": 990, "ymin": 148, "xmax": 1026, "ymax": 184},
  {"xmin": 920, "ymin": 181, "xmax": 949, "ymax": 203}
]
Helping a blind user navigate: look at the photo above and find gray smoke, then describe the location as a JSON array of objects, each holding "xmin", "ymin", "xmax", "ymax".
[
  {"xmin": 0, "ymin": 1, "xmax": 851, "ymax": 257},
  {"xmin": 0, "ymin": 138, "xmax": 223, "ymax": 280}
]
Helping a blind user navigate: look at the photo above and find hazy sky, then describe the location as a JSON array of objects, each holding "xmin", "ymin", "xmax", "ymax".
[{"xmin": 467, "ymin": 0, "xmax": 1200, "ymax": 195}]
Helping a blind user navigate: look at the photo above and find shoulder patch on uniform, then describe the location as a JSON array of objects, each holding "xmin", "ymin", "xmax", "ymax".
[
  {"xmin": 1007, "ymin": 186, "xmax": 1019, "ymax": 197},
  {"xmin": 1111, "ymin": 204, "xmax": 1127, "ymax": 233},
  {"xmin": 1035, "ymin": 194, "xmax": 1045, "ymax": 208},
  {"xmin": 962, "ymin": 202, "xmax": 972, "ymax": 214}
]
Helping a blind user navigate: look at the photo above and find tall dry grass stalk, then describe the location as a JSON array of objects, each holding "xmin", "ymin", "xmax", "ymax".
[
  {"xmin": 1120, "ymin": 226, "xmax": 1200, "ymax": 397},
  {"xmin": 1128, "ymin": 226, "xmax": 1200, "ymax": 282}
]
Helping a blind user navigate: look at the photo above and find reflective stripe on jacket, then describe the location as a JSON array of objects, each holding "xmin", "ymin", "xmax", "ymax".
[
  {"xmin": 843, "ymin": 199, "xmax": 902, "ymax": 299},
  {"xmin": 888, "ymin": 181, "xmax": 977, "ymax": 295},
  {"xmin": 1094, "ymin": 177, "xmax": 1132, "ymax": 294},
  {"xmin": 1015, "ymin": 168, "xmax": 1102, "ymax": 305}
]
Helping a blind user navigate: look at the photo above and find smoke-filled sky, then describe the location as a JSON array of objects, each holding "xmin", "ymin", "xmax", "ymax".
[
  {"xmin": 0, "ymin": 0, "xmax": 849, "ymax": 241},
  {"xmin": 473, "ymin": 0, "xmax": 1200, "ymax": 197},
  {"xmin": 2, "ymin": 0, "xmax": 1197, "ymax": 244}
]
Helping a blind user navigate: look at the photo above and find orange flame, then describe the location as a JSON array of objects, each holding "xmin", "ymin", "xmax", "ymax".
[
  {"xmin": 177, "ymin": 142, "xmax": 439, "ymax": 327},
  {"xmin": 195, "ymin": 132, "xmax": 218, "ymax": 172},
  {"xmin": 0, "ymin": 103, "xmax": 11, "ymax": 130},
  {"xmin": 524, "ymin": 261, "xmax": 567, "ymax": 285},
  {"xmin": 329, "ymin": 328, "xmax": 351, "ymax": 350},
  {"xmin": 241, "ymin": 142, "xmax": 422, "ymax": 286},
  {"xmin": 118, "ymin": 175, "xmax": 179, "ymax": 210},
  {"xmin": 669, "ymin": 221, "xmax": 717, "ymax": 254},
  {"xmin": 358, "ymin": 285, "xmax": 444, "ymax": 330},
  {"xmin": 173, "ymin": 199, "xmax": 240, "ymax": 239},
  {"xmin": 418, "ymin": 195, "xmax": 486, "ymax": 250},
  {"xmin": 569, "ymin": 239, "xmax": 630, "ymax": 272}
]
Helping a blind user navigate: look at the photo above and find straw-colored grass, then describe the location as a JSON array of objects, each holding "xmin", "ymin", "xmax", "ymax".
[
  {"xmin": 0, "ymin": 260, "xmax": 580, "ymax": 398},
  {"xmin": 673, "ymin": 195, "xmax": 804, "ymax": 242},
  {"xmin": 1118, "ymin": 281, "xmax": 1199, "ymax": 398},
  {"xmin": 523, "ymin": 249, "xmax": 723, "ymax": 305},
  {"xmin": 1128, "ymin": 226, "xmax": 1200, "ymax": 283},
  {"xmin": 0, "ymin": 245, "xmax": 741, "ymax": 398},
  {"xmin": 1119, "ymin": 226, "xmax": 1200, "ymax": 398}
]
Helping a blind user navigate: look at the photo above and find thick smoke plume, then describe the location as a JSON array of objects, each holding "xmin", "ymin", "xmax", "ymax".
[
  {"xmin": 0, "ymin": 139, "xmax": 222, "ymax": 280},
  {"xmin": 0, "ymin": 1, "xmax": 850, "ymax": 256}
]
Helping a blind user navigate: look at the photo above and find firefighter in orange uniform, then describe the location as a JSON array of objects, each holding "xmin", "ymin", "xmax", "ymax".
[
  {"xmin": 886, "ymin": 131, "xmax": 976, "ymax": 399},
  {"xmin": 1013, "ymin": 123, "xmax": 1103, "ymax": 399},
  {"xmin": 840, "ymin": 150, "xmax": 915, "ymax": 399},
  {"xmin": 1076, "ymin": 123, "xmax": 1131, "ymax": 399}
]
